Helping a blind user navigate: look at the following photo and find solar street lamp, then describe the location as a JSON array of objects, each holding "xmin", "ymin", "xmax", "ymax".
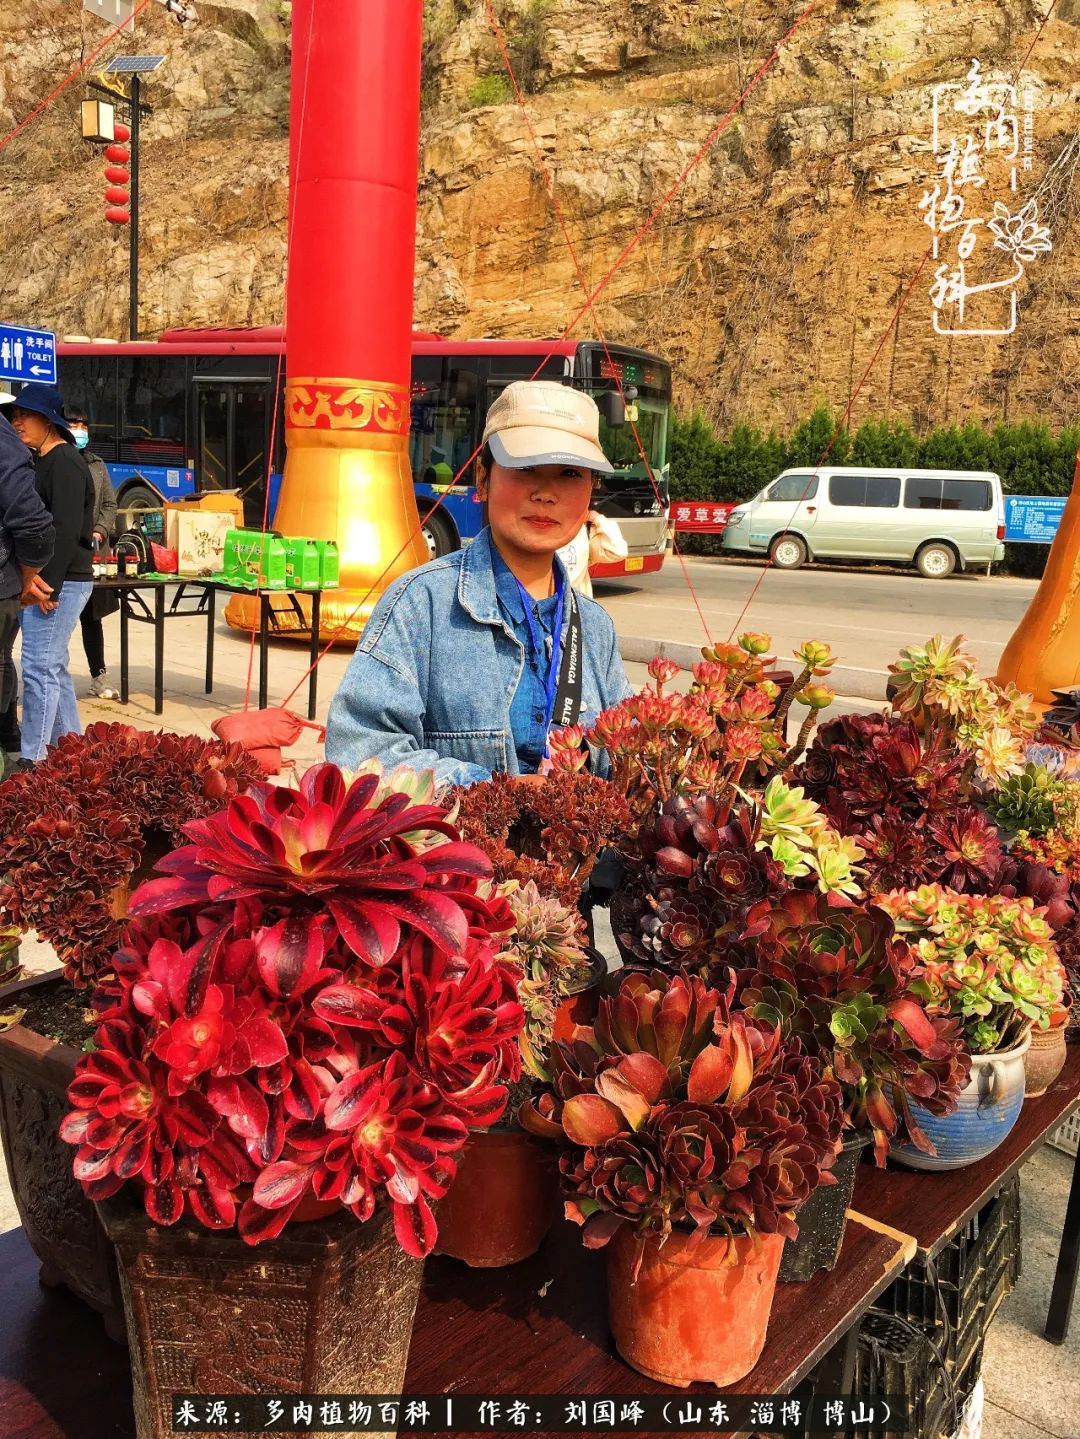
[
  {"xmin": 101, "ymin": 54, "xmax": 166, "ymax": 341},
  {"xmin": 81, "ymin": 98, "xmax": 115, "ymax": 143}
]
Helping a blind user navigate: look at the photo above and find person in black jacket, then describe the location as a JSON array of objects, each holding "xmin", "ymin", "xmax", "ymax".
[
  {"xmin": 0, "ymin": 402, "xmax": 55, "ymax": 772},
  {"xmin": 1, "ymin": 385, "xmax": 94, "ymax": 764},
  {"xmin": 67, "ymin": 408, "xmax": 120, "ymax": 699}
]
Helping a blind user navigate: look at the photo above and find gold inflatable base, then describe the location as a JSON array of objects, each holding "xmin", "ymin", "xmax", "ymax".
[{"xmin": 224, "ymin": 426, "xmax": 429, "ymax": 646}]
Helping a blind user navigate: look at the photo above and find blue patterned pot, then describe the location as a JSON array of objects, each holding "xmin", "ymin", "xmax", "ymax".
[{"xmin": 888, "ymin": 1034, "xmax": 1031, "ymax": 1171}]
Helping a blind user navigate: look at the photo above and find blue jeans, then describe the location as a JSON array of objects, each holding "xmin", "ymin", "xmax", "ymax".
[{"xmin": 19, "ymin": 581, "xmax": 92, "ymax": 762}]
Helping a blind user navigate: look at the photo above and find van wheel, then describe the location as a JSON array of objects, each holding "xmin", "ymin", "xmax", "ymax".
[
  {"xmin": 421, "ymin": 509, "xmax": 459, "ymax": 560},
  {"xmin": 916, "ymin": 542, "xmax": 956, "ymax": 579},
  {"xmin": 769, "ymin": 534, "xmax": 807, "ymax": 570}
]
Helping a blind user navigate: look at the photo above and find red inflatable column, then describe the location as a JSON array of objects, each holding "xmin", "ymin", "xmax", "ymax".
[{"xmin": 262, "ymin": 0, "xmax": 428, "ymax": 641}]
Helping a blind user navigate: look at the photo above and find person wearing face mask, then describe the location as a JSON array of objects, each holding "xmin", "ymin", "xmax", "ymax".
[
  {"xmin": 0, "ymin": 384, "xmax": 94, "ymax": 765},
  {"xmin": 326, "ymin": 380, "xmax": 631, "ymax": 789},
  {"xmin": 67, "ymin": 409, "xmax": 120, "ymax": 700}
]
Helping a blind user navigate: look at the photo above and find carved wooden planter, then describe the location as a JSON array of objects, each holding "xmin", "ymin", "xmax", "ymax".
[
  {"xmin": 99, "ymin": 1198, "xmax": 423, "ymax": 1439},
  {"xmin": 0, "ymin": 970, "xmax": 125, "ymax": 1339}
]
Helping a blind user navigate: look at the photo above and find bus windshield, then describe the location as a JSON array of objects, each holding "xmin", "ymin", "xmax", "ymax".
[{"xmin": 594, "ymin": 392, "xmax": 668, "ymax": 480}]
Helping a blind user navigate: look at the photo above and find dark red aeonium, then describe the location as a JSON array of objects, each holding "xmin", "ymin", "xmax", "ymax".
[
  {"xmin": 62, "ymin": 764, "xmax": 525, "ymax": 1256},
  {"xmin": 521, "ymin": 970, "xmax": 844, "ymax": 1250}
]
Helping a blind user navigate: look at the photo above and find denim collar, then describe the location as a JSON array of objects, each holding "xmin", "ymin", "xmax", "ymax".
[{"xmin": 458, "ymin": 528, "xmax": 569, "ymax": 635}]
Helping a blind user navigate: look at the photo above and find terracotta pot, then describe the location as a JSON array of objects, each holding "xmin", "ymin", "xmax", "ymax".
[
  {"xmin": 0, "ymin": 970, "xmax": 125, "ymax": 1340},
  {"xmin": 98, "ymin": 1198, "xmax": 422, "ymax": 1439},
  {"xmin": 778, "ymin": 1130, "xmax": 872, "ymax": 1283},
  {"xmin": 434, "ymin": 1128, "xmax": 558, "ymax": 1267},
  {"xmin": 552, "ymin": 948, "xmax": 607, "ymax": 1043},
  {"xmin": 1024, "ymin": 1024, "xmax": 1068, "ymax": 1097},
  {"xmin": 606, "ymin": 1224, "xmax": 786, "ymax": 1387}
]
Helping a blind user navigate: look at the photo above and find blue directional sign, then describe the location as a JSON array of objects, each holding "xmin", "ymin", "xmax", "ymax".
[
  {"xmin": 0, "ymin": 325, "xmax": 56, "ymax": 386},
  {"xmin": 1004, "ymin": 494, "xmax": 1067, "ymax": 544}
]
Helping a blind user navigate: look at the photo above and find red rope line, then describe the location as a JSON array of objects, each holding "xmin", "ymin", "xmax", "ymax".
[
  {"xmin": 725, "ymin": 0, "xmax": 1060, "ymax": 642},
  {"xmin": 480, "ymin": 0, "xmax": 715, "ymax": 645},
  {"xmin": 279, "ymin": 0, "xmax": 825, "ymax": 706},
  {"xmin": 241, "ymin": 4, "xmax": 315, "ymax": 711},
  {"xmin": 0, "ymin": 0, "xmax": 154, "ymax": 155}
]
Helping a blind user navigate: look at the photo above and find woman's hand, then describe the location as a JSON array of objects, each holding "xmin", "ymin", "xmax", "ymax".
[{"xmin": 514, "ymin": 773, "xmax": 549, "ymax": 786}]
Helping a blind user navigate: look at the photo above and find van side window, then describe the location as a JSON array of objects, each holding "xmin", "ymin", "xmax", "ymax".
[
  {"xmin": 904, "ymin": 478, "xmax": 992, "ymax": 512},
  {"xmin": 828, "ymin": 474, "xmax": 901, "ymax": 507},
  {"xmin": 767, "ymin": 474, "xmax": 818, "ymax": 503}
]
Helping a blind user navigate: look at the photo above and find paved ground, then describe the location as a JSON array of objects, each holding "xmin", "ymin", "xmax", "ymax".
[
  {"xmin": 597, "ymin": 557, "xmax": 1037, "ymax": 698},
  {"xmin": 2, "ymin": 562, "xmax": 1072, "ymax": 1437}
]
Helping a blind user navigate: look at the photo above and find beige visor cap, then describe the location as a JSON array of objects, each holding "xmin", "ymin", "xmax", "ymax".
[{"xmin": 482, "ymin": 380, "xmax": 613, "ymax": 474}]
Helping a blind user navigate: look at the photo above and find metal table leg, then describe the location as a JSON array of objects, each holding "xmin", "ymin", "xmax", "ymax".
[
  {"xmin": 308, "ymin": 590, "xmax": 321, "ymax": 721},
  {"xmin": 205, "ymin": 585, "xmax": 216, "ymax": 695},
  {"xmin": 1046, "ymin": 1137, "xmax": 1080, "ymax": 1343},
  {"xmin": 154, "ymin": 585, "xmax": 165, "ymax": 716},
  {"xmin": 259, "ymin": 592, "xmax": 270, "ymax": 710},
  {"xmin": 119, "ymin": 587, "xmax": 130, "ymax": 705}
]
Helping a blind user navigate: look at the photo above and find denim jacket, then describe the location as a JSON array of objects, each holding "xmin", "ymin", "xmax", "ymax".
[{"xmin": 325, "ymin": 528, "xmax": 631, "ymax": 788}]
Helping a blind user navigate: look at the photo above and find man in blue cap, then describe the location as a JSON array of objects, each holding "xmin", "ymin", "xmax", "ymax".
[{"xmin": 0, "ymin": 396, "xmax": 55, "ymax": 770}]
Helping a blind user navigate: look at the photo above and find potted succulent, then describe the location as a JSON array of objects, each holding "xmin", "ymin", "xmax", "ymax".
[
  {"xmin": 62, "ymin": 763, "xmax": 525, "ymax": 1437},
  {"xmin": 439, "ymin": 770, "xmax": 630, "ymax": 1267},
  {"xmin": 733, "ymin": 890, "xmax": 970, "ymax": 1279},
  {"xmin": 1025, "ymin": 1005, "xmax": 1070, "ymax": 1097},
  {"xmin": 0, "ymin": 723, "xmax": 259, "ymax": 1336},
  {"xmin": 879, "ymin": 884, "xmax": 1067, "ymax": 1169},
  {"xmin": 522, "ymin": 968, "xmax": 844, "ymax": 1386},
  {"xmin": 433, "ymin": 878, "xmax": 595, "ymax": 1267}
]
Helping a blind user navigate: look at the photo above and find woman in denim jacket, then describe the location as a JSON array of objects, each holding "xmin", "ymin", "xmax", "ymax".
[{"xmin": 326, "ymin": 381, "xmax": 631, "ymax": 790}]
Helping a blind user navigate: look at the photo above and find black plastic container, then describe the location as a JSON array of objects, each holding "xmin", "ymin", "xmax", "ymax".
[{"xmin": 778, "ymin": 1130, "xmax": 872, "ymax": 1283}]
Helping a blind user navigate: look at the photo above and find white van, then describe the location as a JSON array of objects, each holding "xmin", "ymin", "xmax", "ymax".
[{"xmin": 720, "ymin": 467, "xmax": 1006, "ymax": 577}]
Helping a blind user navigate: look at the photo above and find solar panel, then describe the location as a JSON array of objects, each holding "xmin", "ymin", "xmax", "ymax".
[{"xmin": 104, "ymin": 54, "xmax": 167, "ymax": 74}]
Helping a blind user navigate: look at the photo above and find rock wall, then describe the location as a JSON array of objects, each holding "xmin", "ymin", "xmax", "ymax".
[{"xmin": 0, "ymin": 0, "xmax": 1076, "ymax": 429}]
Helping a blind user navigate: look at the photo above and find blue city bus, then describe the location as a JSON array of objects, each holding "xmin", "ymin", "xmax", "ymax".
[{"xmin": 53, "ymin": 327, "xmax": 673, "ymax": 579}]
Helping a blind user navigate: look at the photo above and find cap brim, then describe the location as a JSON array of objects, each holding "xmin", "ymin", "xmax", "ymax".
[{"xmin": 489, "ymin": 428, "xmax": 613, "ymax": 475}]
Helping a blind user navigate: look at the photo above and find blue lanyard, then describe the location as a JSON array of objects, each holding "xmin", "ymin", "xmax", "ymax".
[{"xmin": 515, "ymin": 570, "xmax": 566, "ymax": 741}]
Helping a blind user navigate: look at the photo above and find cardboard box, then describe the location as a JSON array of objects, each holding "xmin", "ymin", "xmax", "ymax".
[
  {"xmin": 164, "ymin": 492, "xmax": 244, "ymax": 552},
  {"xmin": 175, "ymin": 511, "xmax": 232, "ymax": 576},
  {"xmin": 223, "ymin": 529, "xmax": 288, "ymax": 589}
]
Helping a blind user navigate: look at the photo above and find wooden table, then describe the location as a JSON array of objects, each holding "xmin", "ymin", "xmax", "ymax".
[
  {"xmin": 102, "ymin": 578, "xmax": 324, "ymax": 719},
  {"xmin": 853, "ymin": 1045, "xmax": 1080, "ymax": 1342},
  {"xmin": 0, "ymin": 1211, "xmax": 911, "ymax": 1439}
]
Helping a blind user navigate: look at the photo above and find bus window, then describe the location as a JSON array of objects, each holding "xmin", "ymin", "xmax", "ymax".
[
  {"xmin": 60, "ymin": 356, "xmax": 119, "ymax": 460},
  {"xmin": 118, "ymin": 358, "xmax": 187, "ymax": 466},
  {"xmin": 409, "ymin": 358, "xmax": 479, "ymax": 487}
]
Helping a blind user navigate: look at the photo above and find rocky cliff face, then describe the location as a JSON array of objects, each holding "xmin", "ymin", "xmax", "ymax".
[{"xmin": 0, "ymin": 0, "xmax": 1076, "ymax": 430}]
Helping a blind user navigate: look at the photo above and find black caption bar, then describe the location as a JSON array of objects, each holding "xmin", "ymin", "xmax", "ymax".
[{"xmin": 173, "ymin": 1394, "xmax": 908, "ymax": 1433}]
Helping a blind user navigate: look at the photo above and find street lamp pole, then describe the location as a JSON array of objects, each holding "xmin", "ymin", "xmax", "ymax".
[{"xmin": 129, "ymin": 73, "xmax": 140, "ymax": 342}]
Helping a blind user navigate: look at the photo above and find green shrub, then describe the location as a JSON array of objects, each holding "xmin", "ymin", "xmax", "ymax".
[{"xmin": 466, "ymin": 73, "xmax": 513, "ymax": 108}]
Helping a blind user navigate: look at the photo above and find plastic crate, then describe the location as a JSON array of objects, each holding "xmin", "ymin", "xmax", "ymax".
[
  {"xmin": 873, "ymin": 1177, "xmax": 1021, "ymax": 1376},
  {"xmin": 1048, "ymin": 1110, "xmax": 1080, "ymax": 1158},
  {"xmin": 853, "ymin": 1309, "xmax": 983, "ymax": 1439}
]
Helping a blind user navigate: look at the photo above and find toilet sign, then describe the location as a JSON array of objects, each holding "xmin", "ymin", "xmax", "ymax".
[{"xmin": 0, "ymin": 325, "xmax": 56, "ymax": 385}]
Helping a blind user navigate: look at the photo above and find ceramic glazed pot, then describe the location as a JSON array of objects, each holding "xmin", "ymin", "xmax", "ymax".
[
  {"xmin": 99, "ymin": 1199, "xmax": 423, "ymax": 1439},
  {"xmin": 433, "ymin": 1128, "xmax": 558, "ymax": 1267},
  {"xmin": 778, "ymin": 1130, "xmax": 872, "ymax": 1283},
  {"xmin": 889, "ymin": 1035, "xmax": 1031, "ymax": 1171},
  {"xmin": 606, "ymin": 1225, "xmax": 785, "ymax": 1387},
  {"xmin": 1024, "ymin": 1025, "xmax": 1068, "ymax": 1098}
]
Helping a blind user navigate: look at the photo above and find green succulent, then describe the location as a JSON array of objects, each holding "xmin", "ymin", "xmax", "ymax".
[
  {"xmin": 767, "ymin": 834, "xmax": 813, "ymax": 878},
  {"xmin": 808, "ymin": 832, "xmax": 865, "ymax": 898},
  {"xmin": 989, "ymin": 764, "xmax": 1062, "ymax": 836},
  {"xmin": 757, "ymin": 776, "xmax": 825, "ymax": 850},
  {"xmin": 829, "ymin": 992, "xmax": 887, "ymax": 1047}
]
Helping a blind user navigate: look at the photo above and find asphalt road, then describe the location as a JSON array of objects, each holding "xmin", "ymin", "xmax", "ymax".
[{"xmin": 598, "ymin": 556, "xmax": 1038, "ymax": 697}]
